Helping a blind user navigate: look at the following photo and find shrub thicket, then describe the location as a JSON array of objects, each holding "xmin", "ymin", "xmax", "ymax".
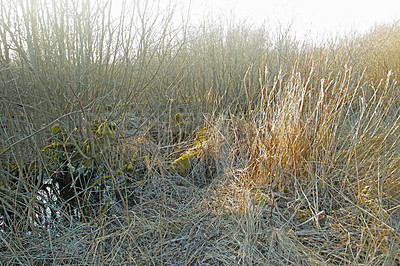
[{"xmin": 0, "ymin": 0, "xmax": 399, "ymax": 264}]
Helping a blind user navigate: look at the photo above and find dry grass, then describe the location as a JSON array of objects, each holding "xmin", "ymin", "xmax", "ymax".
[
  {"xmin": 356, "ymin": 21, "xmax": 400, "ymax": 84},
  {"xmin": 1, "ymin": 0, "xmax": 400, "ymax": 265}
]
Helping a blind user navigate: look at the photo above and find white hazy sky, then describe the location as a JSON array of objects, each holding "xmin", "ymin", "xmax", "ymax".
[{"xmin": 162, "ymin": 0, "xmax": 400, "ymax": 41}]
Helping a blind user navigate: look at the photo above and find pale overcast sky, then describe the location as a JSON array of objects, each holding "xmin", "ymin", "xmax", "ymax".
[{"xmin": 167, "ymin": 0, "xmax": 400, "ymax": 41}]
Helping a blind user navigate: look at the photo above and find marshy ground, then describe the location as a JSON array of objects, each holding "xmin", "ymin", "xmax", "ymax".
[{"xmin": 1, "ymin": 0, "xmax": 400, "ymax": 265}]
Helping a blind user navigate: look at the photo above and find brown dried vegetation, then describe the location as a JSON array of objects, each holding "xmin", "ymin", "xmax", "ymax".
[{"xmin": 0, "ymin": 0, "xmax": 399, "ymax": 264}]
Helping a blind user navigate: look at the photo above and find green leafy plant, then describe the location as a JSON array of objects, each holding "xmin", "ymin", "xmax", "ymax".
[{"xmin": 41, "ymin": 119, "xmax": 116, "ymax": 207}]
